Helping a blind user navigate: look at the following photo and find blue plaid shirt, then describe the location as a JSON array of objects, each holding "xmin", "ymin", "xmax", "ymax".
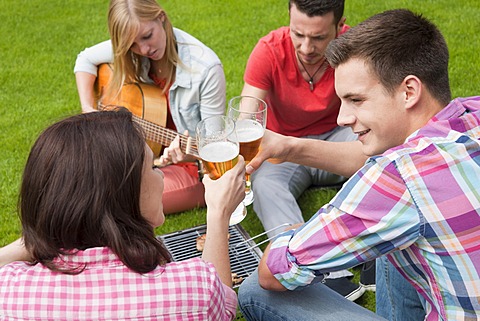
[{"xmin": 267, "ymin": 96, "xmax": 480, "ymax": 320}]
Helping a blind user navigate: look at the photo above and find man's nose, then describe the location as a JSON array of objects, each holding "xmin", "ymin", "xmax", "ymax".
[{"xmin": 337, "ymin": 104, "xmax": 356, "ymax": 127}]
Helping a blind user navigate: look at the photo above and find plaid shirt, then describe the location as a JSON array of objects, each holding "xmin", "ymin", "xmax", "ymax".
[
  {"xmin": 267, "ymin": 96, "xmax": 480, "ymax": 320},
  {"xmin": 0, "ymin": 247, "xmax": 237, "ymax": 320}
]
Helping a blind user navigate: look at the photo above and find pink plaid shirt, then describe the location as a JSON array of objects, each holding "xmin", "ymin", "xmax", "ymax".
[{"xmin": 0, "ymin": 247, "xmax": 237, "ymax": 320}]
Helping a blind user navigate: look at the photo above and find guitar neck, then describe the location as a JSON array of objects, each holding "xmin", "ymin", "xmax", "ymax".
[{"xmin": 132, "ymin": 115, "xmax": 199, "ymax": 158}]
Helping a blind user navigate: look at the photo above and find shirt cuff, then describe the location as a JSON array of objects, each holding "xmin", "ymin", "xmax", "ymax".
[{"xmin": 266, "ymin": 230, "xmax": 322, "ymax": 290}]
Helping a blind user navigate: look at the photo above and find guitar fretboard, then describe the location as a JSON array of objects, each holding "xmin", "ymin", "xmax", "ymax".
[
  {"xmin": 132, "ymin": 115, "xmax": 199, "ymax": 157},
  {"xmin": 98, "ymin": 104, "xmax": 199, "ymax": 157}
]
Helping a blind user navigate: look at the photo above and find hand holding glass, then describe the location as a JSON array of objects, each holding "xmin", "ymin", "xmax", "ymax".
[
  {"xmin": 227, "ymin": 96, "xmax": 267, "ymax": 206},
  {"xmin": 196, "ymin": 115, "xmax": 247, "ymax": 225}
]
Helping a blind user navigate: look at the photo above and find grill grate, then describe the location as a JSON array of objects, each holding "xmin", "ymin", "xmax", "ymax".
[{"xmin": 157, "ymin": 224, "xmax": 262, "ymax": 288}]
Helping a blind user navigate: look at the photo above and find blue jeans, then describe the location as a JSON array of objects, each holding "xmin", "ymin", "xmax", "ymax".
[
  {"xmin": 238, "ymin": 270, "xmax": 385, "ymax": 321},
  {"xmin": 251, "ymin": 126, "xmax": 356, "ymax": 239},
  {"xmin": 376, "ymin": 257, "xmax": 426, "ymax": 321}
]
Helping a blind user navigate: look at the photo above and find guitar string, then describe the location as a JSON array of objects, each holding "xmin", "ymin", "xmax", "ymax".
[
  {"xmin": 134, "ymin": 117, "xmax": 199, "ymax": 155},
  {"xmin": 99, "ymin": 105, "xmax": 199, "ymax": 155}
]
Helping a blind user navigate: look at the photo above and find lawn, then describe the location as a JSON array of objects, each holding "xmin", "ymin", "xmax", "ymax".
[{"xmin": 1, "ymin": 0, "xmax": 479, "ymax": 318}]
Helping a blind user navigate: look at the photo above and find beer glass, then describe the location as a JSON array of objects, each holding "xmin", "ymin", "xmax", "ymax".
[
  {"xmin": 227, "ymin": 96, "xmax": 267, "ymax": 206},
  {"xmin": 196, "ymin": 115, "xmax": 247, "ymax": 225}
]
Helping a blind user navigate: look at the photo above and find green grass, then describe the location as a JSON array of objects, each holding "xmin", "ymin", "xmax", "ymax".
[{"xmin": 1, "ymin": 0, "xmax": 479, "ymax": 317}]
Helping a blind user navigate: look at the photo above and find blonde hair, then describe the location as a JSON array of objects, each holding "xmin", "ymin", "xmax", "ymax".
[{"xmin": 107, "ymin": 0, "xmax": 180, "ymax": 97}]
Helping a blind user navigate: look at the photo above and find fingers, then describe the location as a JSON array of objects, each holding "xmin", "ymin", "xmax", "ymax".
[
  {"xmin": 162, "ymin": 135, "xmax": 185, "ymax": 164},
  {"xmin": 156, "ymin": 156, "xmax": 169, "ymax": 167},
  {"xmin": 203, "ymin": 156, "xmax": 245, "ymax": 186},
  {"xmin": 203, "ymin": 156, "xmax": 246, "ymax": 215},
  {"xmin": 246, "ymin": 152, "xmax": 267, "ymax": 174}
]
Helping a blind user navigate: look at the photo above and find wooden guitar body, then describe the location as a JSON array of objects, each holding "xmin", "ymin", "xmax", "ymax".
[{"xmin": 94, "ymin": 64, "xmax": 197, "ymax": 157}]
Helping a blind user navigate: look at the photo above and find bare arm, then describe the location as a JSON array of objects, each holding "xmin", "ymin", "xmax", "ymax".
[
  {"xmin": 0, "ymin": 238, "xmax": 31, "ymax": 267},
  {"xmin": 241, "ymin": 83, "xmax": 268, "ymax": 102},
  {"xmin": 73, "ymin": 40, "xmax": 114, "ymax": 113},
  {"xmin": 241, "ymin": 83, "xmax": 367, "ymax": 177},
  {"xmin": 247, "ymin": 131, "xmax": 367, "ymax": 178},
  {"xmin": 75, "ymin": 72, "xmax": 98, "ymax": 113},
  {"xmin": 201, "ymin": 156, "xmax": 246, "ymax": 287}
]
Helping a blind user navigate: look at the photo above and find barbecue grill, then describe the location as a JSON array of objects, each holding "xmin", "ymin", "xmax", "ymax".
[{"xmin": 157, "ymin": 224, "xmax": 263, "ymax": 288}]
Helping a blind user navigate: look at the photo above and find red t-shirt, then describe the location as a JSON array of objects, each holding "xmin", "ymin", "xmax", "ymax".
[{"xmin": 244, "ymin": 25, "xmax": 349, "ymax": 137}]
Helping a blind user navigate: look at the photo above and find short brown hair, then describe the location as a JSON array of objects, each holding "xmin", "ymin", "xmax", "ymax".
[
  {"xmin": 325, "ymin": 9, "xmax": 451, "ymax": 105},
  {"xmin": 289, "ymin": 0, "xmax": 345, "ymax": 25}
]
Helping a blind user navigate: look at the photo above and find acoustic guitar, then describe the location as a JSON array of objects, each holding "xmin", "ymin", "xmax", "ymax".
[{"xmin": 94, "ymin": 63, "xmax": 198, "ymax": 157}]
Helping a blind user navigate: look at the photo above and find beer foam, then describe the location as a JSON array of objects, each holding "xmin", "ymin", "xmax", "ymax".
[
  {"xmin": 199, "ymin": 141, "xmax": 239, "ymax": 162},
  {"xmin": 235, "ymin": 119, "xmax": 264, "ymax": 142}
]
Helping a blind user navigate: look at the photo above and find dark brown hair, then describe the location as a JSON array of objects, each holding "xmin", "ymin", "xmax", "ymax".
[
  {"xmin": 19, "ymin": 109, "xmax": 171, "ymax": 274},
  {"xmin": 289, "ymin": 0, "xmax": 345, "ymax": 25},
  {"xmin": 325, "ymin": 9, "xmax": 451, "ymax": 105}
]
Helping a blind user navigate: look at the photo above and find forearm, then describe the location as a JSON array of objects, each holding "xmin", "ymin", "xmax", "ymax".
[
  {"xmin": 0, "ymin": 238, "xmax": 31, "ymax": 267},
  {"xmin": 201, "ymin": 158, "xmax": 245, "ymax": 287},
  {"xmin": 283, "ymin": 137, "xmax": 367, "ymax": 178},
  {"xmin": 75, "ymin": 72, "xmax": 97, "ymax": 113},
  {"xmin": 202, "ymin": 212, "xmax": 232, "ymax": 287},
  {"xmin": 258, "ymin": 242, "xmax": 287, "ymax": 291}
]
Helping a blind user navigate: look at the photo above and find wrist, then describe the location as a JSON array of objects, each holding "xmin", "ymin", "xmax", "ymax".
[
  {"xmin": 206, "ymin": 209, "xmax": 231, "ymax": 227},
  {"xmin": 283, "ymin": 135, "xmax": 297, "ymax": 162}
]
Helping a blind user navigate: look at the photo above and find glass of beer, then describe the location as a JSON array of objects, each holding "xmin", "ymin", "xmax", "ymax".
[
  {"xmin": 196, "ymin": 115, "xmax": 247, "ymax": 225},
  {"xmin": 227, "ymin": 96, "xmax": 267, "ymax": 206}
]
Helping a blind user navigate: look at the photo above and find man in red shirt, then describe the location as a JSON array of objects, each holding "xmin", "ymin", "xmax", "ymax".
[{"xmin": 241, "ymin": 0, "xmax": 369, "ymax": 300}]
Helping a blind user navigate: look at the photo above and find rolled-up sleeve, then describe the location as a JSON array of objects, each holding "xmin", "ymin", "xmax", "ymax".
[
  {"xmin": 266, "ymin": 158, "xmax": 421, "ymax": 290},
  {"xmin": 73, "ymin": 40, "xmax": 114, "ymax": 76}
]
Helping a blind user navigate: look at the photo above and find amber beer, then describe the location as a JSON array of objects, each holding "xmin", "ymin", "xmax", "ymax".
[
  {"xmin": 236, "ymin": 119, "xmax": 264, "ymax": 160},
  {"xmin": 235, "ymin": 119, "xmax": 264, "ymax": 187},
  {"xmin": 199, "ymin": 141, "xmax": 239, "ymax": 180}
]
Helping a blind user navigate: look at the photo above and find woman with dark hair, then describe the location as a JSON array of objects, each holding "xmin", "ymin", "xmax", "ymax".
[
  {"xmin": 75, "ymin": 0, "xmax": 227, "ymax": 214},
  {"xmin": 0, "ymin": 110, "xmax": 244, "ymax": 320}
]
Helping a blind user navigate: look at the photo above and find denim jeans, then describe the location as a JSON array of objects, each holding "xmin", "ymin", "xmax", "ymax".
[
  {"xmin": 251, "ymin": 126, "xmax": 356, "ymax": 239},
  {"xmin": 238, "ymin": 270, "xmax": 385, "ymax": 321},
  {"xmin": 376, "ymin": 257, "xmax": 426, "ymax": 321}
]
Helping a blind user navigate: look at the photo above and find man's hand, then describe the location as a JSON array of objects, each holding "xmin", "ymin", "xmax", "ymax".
[{"xmin": 246, "ymin": 130, "xmax": 291, "ymax": 174}]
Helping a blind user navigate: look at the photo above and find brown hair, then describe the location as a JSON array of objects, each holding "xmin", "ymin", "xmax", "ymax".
[
  {"xmin": 325, "ymin": 9, "xmax": 451, "ymax": 105},
  {"xmin": 19, "ymin": 109, "xmax": 171, "ymax": 274},
  {"xmin": 289, "ymin": 0, "xmax": 345, "ymax": 25},
  {"xmin": 107, "ymin": 0, "xmax": 180, "ymax": 96}
]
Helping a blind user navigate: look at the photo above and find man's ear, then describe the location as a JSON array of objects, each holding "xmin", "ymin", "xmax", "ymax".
[
  {"xmin": 337, "ymin": 17, "xmax": 346, "ymax": 34},
  {"xmin": 403, "ymin": 75, "xmax": 422, "ymax": 110}
]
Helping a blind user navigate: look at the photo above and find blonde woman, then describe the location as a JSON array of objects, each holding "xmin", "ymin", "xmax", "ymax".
[{"xmin": 74, "ymin": 0, "xmax": 226, "ymax": 214}]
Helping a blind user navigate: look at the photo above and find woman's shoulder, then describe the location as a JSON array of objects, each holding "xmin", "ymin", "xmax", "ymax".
[
  {"xmin": 0, "ymin": 260, "xmax": 31, "ymax": 274},
  {"xmin": 162, "ymin": 257, "xmax": 219, "ymax": 284},
  {"xmin": 164, "ymin": 257, "xmax": 215, "ymax": 273}
]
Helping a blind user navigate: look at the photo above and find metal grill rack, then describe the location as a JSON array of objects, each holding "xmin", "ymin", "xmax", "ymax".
[{"xmin": 157, "ymin": 224, "xmax": 263, "ymax": 288}]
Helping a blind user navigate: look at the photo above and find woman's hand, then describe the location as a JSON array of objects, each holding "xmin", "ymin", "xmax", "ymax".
[
  {"xmin": 203, "ymin": 155, "xmax": 245, "ymax": 224},
  {"xmin": 157, "ymin": 131, "xmax": 190, "ymax": 166},
  {"xmin": 202, "ymin": 156, "xmax": 245, "ymax": 287}
]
